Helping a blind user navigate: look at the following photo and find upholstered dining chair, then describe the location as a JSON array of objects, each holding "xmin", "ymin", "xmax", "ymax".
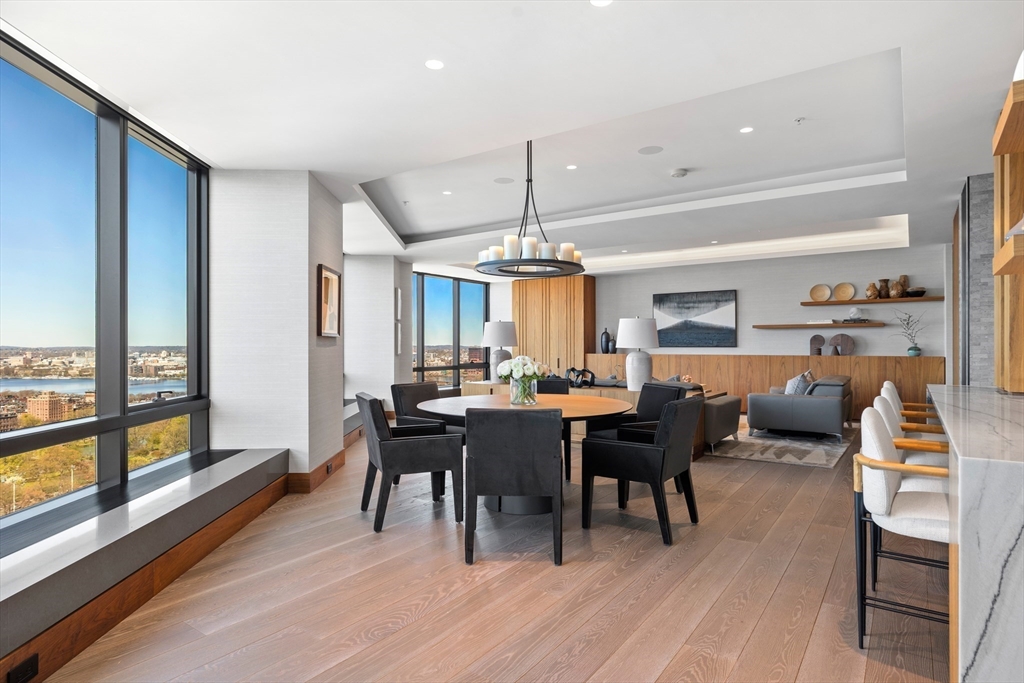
[
  {"xmin": 390, "ymin": 382, "xmax": 465, "ymax": 486},
  {"xmin": 356, "ymin": 393, "xmax": 464, "ymax": 532},
  {"xmin": 464, "ymin": 408, "xmax": 564, "ymax": 565},
  {"xmin": 585, "ymin": 383, "xmax": 682, "ymax": 441},
  {"xmin": 535, "ymin": 377, "xmax": 573, "ymax": 480},
  {"xmin": 854, "ymin": 407, "xmax": 949, "ymax": 649},
  {"xmin": 582, "ymin": 396, "xmax": 703, "ymax": 545}
]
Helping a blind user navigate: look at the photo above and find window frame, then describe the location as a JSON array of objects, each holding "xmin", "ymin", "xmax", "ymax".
[
  {"xmin": 411, "ymin": 272, "xmax": 490, "ymax": 388},
  {"xmin": 0, "ymin": 34, "xmax": 210, "ymax": 522}
]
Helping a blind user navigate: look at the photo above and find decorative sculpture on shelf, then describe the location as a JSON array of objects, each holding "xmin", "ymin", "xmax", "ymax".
[
  {"xmin": 600, "ymin": 328, "xmax": 611, "ymax": 354},
  {"xmin": 810, "ymin": 334, "xmax": 825, "ymax": 356},
  {"xmin": 877, "ymin": 278, "xmax": 890, "ymax": 299},
  {"xmin": 865, "ymin": 283, "xmax": 879, "ymax": 299},
  {"xmin": 890, "ymin": 279, "xmax": 906, "ymax": 298},
  {"xmin": 829, "ymin": 333, "xmax": 856, "ymax": 356},
  {"xmin": 898, "ymin": 274, "xmax": 910, "ymax": 290}
]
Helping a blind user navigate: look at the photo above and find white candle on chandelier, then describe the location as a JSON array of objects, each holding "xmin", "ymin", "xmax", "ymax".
[
  {"xmin": 503, "ymin": 235, "xmax": 519, "ymax": 259},
  {"xmin": 559, "ymin": 243, "xmax": 575, "ymax": 261},
  {"xmin": 540, "ymin": 242, "xmax": 557, "ymax": 260},
  {"xmin": 521, "ymin": 237, "xmax": 538, "ymax": 259},
  {"xmin": 488, "ymin": 245, "xmax": 504, "ymax": 261},
  {"xmin": 478, "ymin": 250, "xmax": 489, "ymax": 263},
  {"xmin": 573, "ymin": 250, "xmax": 582, "ymax": 264}
]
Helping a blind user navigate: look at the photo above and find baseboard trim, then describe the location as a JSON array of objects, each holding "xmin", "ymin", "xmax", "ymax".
[
  {"xmin": 287, "ymin": 447, "xmax": 345, "ymax": 494},
  {"xmin": 0, "ymin": 475, "xmax": 287, "ymax": 683},
  {"xmin": 344, "ymin": 425, "xmax": 365, "ymax": 448}
]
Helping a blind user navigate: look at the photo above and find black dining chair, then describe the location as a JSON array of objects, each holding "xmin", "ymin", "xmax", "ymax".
[
  {"xmin": 535, "ymin": 377, "xmax": 573, "ymax": 481},
  {"xmin": 585, "ymin": 382, "xmax": 682, "ymax": 441},
  {"xmin": 390, "ymin": 382, "xmax": 466, "ymax": 486},
  {"xmin": 356, "ymin": 392, "xmax": 464, "ymax": 532},
  {"xmin": 581, "ymin": 396, "xmax": 703, "ymax": 545},
  {"xmin": 465, "ymin": 408, "xmax": 564, "ymax": 565}
]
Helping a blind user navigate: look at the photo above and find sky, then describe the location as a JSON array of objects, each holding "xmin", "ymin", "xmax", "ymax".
[
  {"xmin": 419, "ymin": 275, "xmax": 485, "ymax": 347},
  {"xmin": 0, "ymin": 58, "xmax": 187, "ymax": 348}
]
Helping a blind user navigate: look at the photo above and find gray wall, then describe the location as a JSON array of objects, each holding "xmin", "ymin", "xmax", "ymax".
[
  {"xmin": 595, "ymin": 245, "xmax": 948, "ymax": 357},
  {"xmin": 308, "ymin": 175, "xmax": 345, "ymax": 471},
  {"xmin": 344, "ymin": 255, "xmax": 411, "ymax": 408},
  {"xmin": 963, "ymin": 174, "xmax": 995, "ymax": 385},
  {"xmin": 209, "ymin": 170, "xmax": 344, "ymax": 473}
]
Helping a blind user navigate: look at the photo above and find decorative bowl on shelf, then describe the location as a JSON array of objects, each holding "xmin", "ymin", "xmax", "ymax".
[
  {"xmin": 905, "ymin": 287, "xmax": 927, "ymax": 298},
  {"xmin": 810, "ymin": 284, "xmax": 831, "ymax": 301}
]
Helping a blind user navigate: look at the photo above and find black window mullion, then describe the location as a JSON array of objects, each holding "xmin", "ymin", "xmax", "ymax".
[
  {"xmin": 191, "ymin": 169, "xmax": 210, "ymax": 451},
  {"xmin": 452, "ymin": 280, "xmax": 461, "ymax": 388},
  {"xmin": 94, "ymin": 109, "xmax": 126, "ymax": 489},
  {"xmin": 416, "ymin": 274, "xmax": 425, "ymax": 383}
]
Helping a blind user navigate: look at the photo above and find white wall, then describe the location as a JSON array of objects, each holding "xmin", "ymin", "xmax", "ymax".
[
  {"xmin": 307, "ymin": 175, "xmax": 344, "ymax": 471},
  {"xmin": 489, "ymin": 282, "xmax": 513, "ymax": 325},
  {"xmin": 596, "ymin": 245, "xmax": 948, "ymax": 357},
  {"xmin": 344, "ymin": 255, "xmax": 409, "ymax": 408},
  {"xmin": 209, "ymin": 170, "xmax": 345, "ymax": 474}
]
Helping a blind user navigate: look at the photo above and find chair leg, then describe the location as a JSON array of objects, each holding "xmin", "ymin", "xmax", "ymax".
[
  {"xmin": 650, "ymin": 480, "xmax": 673, "ymax": 545},
  {"xmin": 673, "ymin": 474, "xmax": 684, "ymax": 494},
  {"xmin": 431, "ymin": 472, "xmax": 442, "ymax": 502},
  {"xmin": 680, "ymin": 470, "xmax": 699, "ymax": 524},
  {"xmin": 617, "ymin": 479, "xmax": 629, "ymax": 509},
  {"xmin": 451, "ymin": 467, "xmax": 464, "ymax": 524},
  {"xmin": 552, "ymin": 487, "xmax": 563, "ymax": 566},
  {"xmin": 582, "ymin": 475, "xmax": 595, "ymax": 529},
  {"xmin": 871, "ymin": 522, "xmax": 881, "ymax": 591},
  {"xmin": 465, "ymin": 462, "xmax": 476, "ymax": 564},
  {"xmin": 855, "ymin": 491, "xmax": 867, "ymax": 649},
  {"xmin": 373, "ymin": 470, "xmax": 394, "ymax": 532},
  {"xmin": 393, "ymin": 474, "xmax": 401, "ymax": 485},
  {"xmin": 563, "ymin": 423, "xmax": 572, "ymax": 481},
  {"xmin": 361, "ymin": 462, "xmax": 378, "ymax": 512}
]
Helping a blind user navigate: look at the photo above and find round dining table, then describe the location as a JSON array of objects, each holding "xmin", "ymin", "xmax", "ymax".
[{"xmin": 417, "ymin": 393, "xmax": 633, "ymax": 514}]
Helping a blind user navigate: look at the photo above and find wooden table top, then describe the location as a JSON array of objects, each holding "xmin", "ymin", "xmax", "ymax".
[{"xmin": 417, "ymin": 394, "xmax": 634, "ymax": 420}]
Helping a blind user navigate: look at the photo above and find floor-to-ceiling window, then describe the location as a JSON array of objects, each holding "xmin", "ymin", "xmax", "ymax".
[
  {"xmin": 0, "ymin": 39, "xmax": 209, "ymax": 519},
  {"xmin": 411, "ymin": 273, "xmax": 489, "ymax": 387}
]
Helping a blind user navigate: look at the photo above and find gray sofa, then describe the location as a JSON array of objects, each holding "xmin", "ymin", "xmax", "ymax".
[{"xmin": 746, "ymin": 375, "xmax": 852, "ymax": 444}]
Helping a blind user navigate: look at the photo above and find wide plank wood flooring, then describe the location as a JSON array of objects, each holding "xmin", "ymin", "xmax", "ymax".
[{"xmin": 52, "ymin": 437, "xmax": 948, "ymax": 682}]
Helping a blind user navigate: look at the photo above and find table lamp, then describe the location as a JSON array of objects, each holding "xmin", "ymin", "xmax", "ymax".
[
  {"xmin": 482, "ymin": 321, "xmax": 518, "ymax": 383},
  {"xmin": 616, "ymin": 317, "xmax": 659, "ymax": 391}
]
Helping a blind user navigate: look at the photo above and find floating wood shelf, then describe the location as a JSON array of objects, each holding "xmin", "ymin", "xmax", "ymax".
[
  {"xmin": 993, "ymin": 233, "xmax": 1024, "ymax": 276},
  {"xmin": 753, "ymin": 322, "xmax": 887, "ymax": 330},
  {"xmin": 801, "ymin": 296, "xmax": 944, "ymax": 306}
]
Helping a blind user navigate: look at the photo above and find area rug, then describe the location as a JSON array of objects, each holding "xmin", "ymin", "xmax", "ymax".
[{"xmin": 707, "ymin": 417, "xmax": 859, "ymax": 469}]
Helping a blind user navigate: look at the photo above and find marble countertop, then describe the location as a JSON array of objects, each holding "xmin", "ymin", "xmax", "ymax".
[{"xmin": 927, "ymin": 385, "xmax": 1024, "ymax": 463}]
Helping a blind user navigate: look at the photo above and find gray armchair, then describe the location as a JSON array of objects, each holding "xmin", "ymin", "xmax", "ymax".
[{"xmin": 747, "ymin": 375, "xmax": 852, "ymax": 444}]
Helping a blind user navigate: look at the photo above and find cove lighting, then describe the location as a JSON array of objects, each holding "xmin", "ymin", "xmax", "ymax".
[
  {"xmin": 739, "ymin": 127, "xmax": 754, "ymax": 133},
  {"xmin": 425, "ymin": 60, "xmax": 444, "ymax": 70}
]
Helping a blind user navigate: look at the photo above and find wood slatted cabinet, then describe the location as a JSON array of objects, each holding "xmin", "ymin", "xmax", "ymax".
[{"xmin": 512, "ymin": 275, "xmax": 596, "ymax": 376}]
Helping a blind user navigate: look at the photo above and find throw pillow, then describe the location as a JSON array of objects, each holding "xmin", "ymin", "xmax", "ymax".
[
  {"xmin": 784, "ymin": 370, "xmax": 815, "ymax": 395},
  {"xmin": 666, "ymin": 374, "xmax": 680, "ymax": 382},
  {"xmin": 606, "ymin": 374, "xmax": 617, "ymax": 380}
]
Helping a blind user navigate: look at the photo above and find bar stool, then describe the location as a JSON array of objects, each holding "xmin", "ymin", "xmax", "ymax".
[
  {"xmin": 881, "ymin": 381, "xmax": 941, "ymax": 427},
  {"xmin": 854, "ymin": 408, "xmax": 949, "ymax": 649}
]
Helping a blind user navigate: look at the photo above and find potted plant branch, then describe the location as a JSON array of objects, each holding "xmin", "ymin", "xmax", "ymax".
[{"xmin": 891, "ymin": 310, "xmax": 926, "ymax": 356}]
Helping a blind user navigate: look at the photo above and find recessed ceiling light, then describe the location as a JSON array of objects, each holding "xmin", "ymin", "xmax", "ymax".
[
  {"xmin": 591, "ymin": 0, "xmax": 613, "ymax": 6},
  {"xmin": 711, "ymin": 240, "xmax": 719, "ymax": 244},
  {"xmin": 442, "ymin": 191, "xmax": 452, "ymax": 195},
  {"xmin": 566, "ymin": 165, "xmax": 577, "ymax": 170},
  {"xmin": 621, "ymin": 250, "xmax": 628, "ymax": 253},
  {"xmin": 638, "ymin": 146, "xmax": 663, "ymax": 155},
  {"xmin": 494, "ymin": 177, "xmax": 514, "ymax": 184},
  {"xmin": 739, "ymin": 127, "xmax": 754, "ymax": 133},
  {"xmin": 425, "ymin": 59, "xmax": 444, "ymax": 70}
]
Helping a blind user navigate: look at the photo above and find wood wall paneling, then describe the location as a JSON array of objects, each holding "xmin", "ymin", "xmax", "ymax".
[
  {"xmin": 512, "ymin": 275, "xmax": 595, "ymax": 376},
  {"xmin": 0, "ymin": 476, "xmax": 287, "ymax": 683},
  {"xmin": 993, "ymin": 148, "xmax": 1024, "ymax": 393},
  {"xmin": 953, "ymin": 207, "xmax": 961, "ymax": 385}
]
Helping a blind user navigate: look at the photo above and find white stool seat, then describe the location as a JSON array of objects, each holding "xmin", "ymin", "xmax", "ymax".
[{"xmin": 871, "ymin": 490, "xmax": 949, "ymax": 544}]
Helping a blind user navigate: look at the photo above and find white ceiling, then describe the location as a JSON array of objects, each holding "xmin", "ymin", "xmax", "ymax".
[{"xmin": 2, "ymin": 1, "xmax": 1020, "ymax": 274}]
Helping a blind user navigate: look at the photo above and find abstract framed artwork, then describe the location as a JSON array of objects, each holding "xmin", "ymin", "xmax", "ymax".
[
  {"xmin": 653, "ymin": 289, "xmax": 737, "ymax": 347},
  {"xmin": 317, "ymin": 264, "xmax": 341, "ymax": 337}
]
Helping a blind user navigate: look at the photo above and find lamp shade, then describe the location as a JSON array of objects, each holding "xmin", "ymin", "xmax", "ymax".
[
  {"xmin": 616, "ymin": 317, "xmax": 659, "ymax": 350},
  {"xmin": 482, "ymin": 321, "xmax": 518, "ymax": 347}
]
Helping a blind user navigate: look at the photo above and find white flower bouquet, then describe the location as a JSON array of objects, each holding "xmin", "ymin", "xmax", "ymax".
[{"xmin": 496, "ymin": 355, "xmax": 550, "ymax": 405}]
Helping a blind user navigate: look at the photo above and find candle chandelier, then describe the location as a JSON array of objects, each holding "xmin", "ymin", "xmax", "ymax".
[{"xmin": 475, "ymin": 140, "xmax": 584, "ymax": 278}]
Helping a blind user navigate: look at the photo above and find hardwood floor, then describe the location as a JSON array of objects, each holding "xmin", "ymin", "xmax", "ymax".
[{"xmin": 51, "ymin": 437, "xmax": 948, "ymax": 682}]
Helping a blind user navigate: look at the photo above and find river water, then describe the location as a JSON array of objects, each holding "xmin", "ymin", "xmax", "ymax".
[{"xmin": 0, "ymin": 378, "xmax": 188, "ymax": 396}]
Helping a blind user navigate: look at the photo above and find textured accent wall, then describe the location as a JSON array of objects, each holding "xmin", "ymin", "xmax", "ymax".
[
  {"xmin": 209, "ymin": 171, "xmax": 345, "ymax": 473},
  {"xmin": 593, "ymin": 245, "xmax": 948, "ymax": 357},
  {"xmin": 965, "ymin": 174, "xmax": 995, "ymax": 386},
  {"xmin": 308, "ymin": 175, "xmax": 344, "ymax": 471}
]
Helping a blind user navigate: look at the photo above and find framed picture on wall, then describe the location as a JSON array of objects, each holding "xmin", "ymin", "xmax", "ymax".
[
  {"xmin": 653, "ymin": 289, "xmax": 737, "ymax": 347},
  {"xmin": 317, "ymin": 264, "xmax": 341, "ymax": 337}
]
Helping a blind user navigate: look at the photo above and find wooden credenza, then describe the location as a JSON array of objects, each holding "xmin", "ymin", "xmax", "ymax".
[{"xmin": 512, "ymin": 275, "xmax": 595, "ymax": 377}]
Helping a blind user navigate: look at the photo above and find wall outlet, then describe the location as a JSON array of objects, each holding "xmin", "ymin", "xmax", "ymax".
[
  {"xmin": 326, "ymin": 462, "xmax": 333, "ymax": 475},
  {"xmin": 8, "ymin": 653, "xmax": 38, "ymax": 683}
]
